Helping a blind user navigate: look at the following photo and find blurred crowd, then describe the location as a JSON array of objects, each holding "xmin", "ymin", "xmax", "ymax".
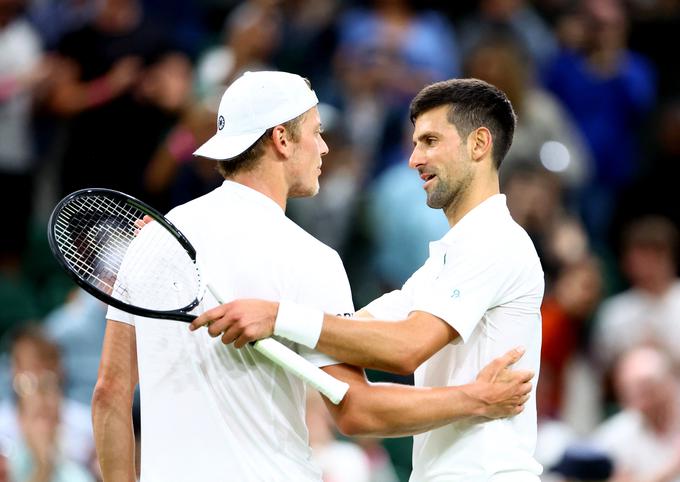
[{"xmin": 0, "ymin": 0, "xmax": 678, "ymax": 481}]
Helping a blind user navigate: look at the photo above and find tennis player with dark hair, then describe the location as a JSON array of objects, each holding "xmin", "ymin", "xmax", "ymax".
[
  {"xmin": 93, "ymin": 72, "xmax": 533, "ymax": 482},
  {"xmin": 193, "ymin": 78, "xmax": 545, "ymax": 481}
]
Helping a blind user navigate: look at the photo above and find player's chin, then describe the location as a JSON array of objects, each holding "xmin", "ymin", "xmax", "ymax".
[{"xmin": 289, "ymin": 182, "xmax": 320, "ymax": 199}]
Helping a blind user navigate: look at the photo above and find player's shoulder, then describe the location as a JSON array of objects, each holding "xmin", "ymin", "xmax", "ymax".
[
  {"xmin": 481, "ymin": 212, "xmax": 544, "ymax": 290},
  {"xmin": 280, "ymin": 216, "xmax": 342, "ymax": 263},
  {"xmin": 505, "ymin": 217, "xmax": 540, "ymax": 260},
  {"xmin": 164, "ymin": 188, "xmax": 221, "ymax": 225},
  {"xmin": 466, "ymin": 205, "xmax": 539, "ymax": 264}
]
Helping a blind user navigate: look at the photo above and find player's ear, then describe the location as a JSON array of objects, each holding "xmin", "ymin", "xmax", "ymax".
[
  {"xmin": 271, "ymin": 125, "xmax": 293, "ymax": 158},
  {"xmin": 468, "ymin": 127, "xmax": 492, "ymax": 163}
]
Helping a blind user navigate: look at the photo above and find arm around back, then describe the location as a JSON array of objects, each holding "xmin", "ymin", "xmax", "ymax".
[
  {"xmin": 321, "ymin": 348, "xmax": 532, "ymax": 438},
  {"xmin": 91, "ymin": 320, "xmax": 138, "ymax": 482}
]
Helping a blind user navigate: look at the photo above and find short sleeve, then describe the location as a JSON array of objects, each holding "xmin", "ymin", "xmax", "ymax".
[
  {"xmin": 410, "ymin": 248, "xmax": 506, "ymax": 343},
  {"xmin": 294, "ymin": 250, "xmax": 355, "ymax": 368},
  {"xmin": 363, "ymin": 289, "xmax": 412, "ymax": 320},
  {"xmin": 106, "ymin": 304, "xmax": 135, "ymax": 326},
  {"xmin": 362, "ymin": 266, "xmax": 427, "ymax": 320}
]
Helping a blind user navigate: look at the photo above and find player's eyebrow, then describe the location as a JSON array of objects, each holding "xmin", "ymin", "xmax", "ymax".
[{"xmin": 413, "ymin": 131, "xmax": 438, "ymax": 145}]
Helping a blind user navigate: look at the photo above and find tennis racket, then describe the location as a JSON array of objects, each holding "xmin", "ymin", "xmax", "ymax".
[{"xmin": 47, "ymin": 188, "xmax": 349, "ymax": 404}]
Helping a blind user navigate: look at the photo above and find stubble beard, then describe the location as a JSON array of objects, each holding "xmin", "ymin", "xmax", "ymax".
[
  {"xmin": 288, "ymin": 177, "xmax": 320, "ymax": 198},
  {"xmin": 425, "ymin": 168, "xmax": 473, "ymax": 214}
]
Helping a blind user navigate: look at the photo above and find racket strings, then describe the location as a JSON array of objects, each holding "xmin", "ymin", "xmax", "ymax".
[
  {"xmin": 55, "ymin": 196, "xmax": 136, "ymax": 293},
  {"xmin": 53, "ymin": 194, "xmax": 201, "ymax": 311}
]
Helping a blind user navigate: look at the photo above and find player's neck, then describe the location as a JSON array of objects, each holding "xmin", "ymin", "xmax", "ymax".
[
  {"xmin": 444, "ymin": 171, "xmax": 500, "ymax": 228},
  {"xmin": 229, "ymin": 168, "xmax": 288, "ymax": 212}
]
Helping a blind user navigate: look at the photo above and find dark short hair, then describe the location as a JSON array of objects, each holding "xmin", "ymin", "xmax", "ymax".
[
  {"xmin": 622, "ymin": 215, "xmax": 679, "ymax": 259},
  {"xmin": 216, "ymin": 113, "xmax": 306, "ymax": 178},
  {"xmin": 409, "ymin": 78, "xmax": 517, "ymax": 169}
]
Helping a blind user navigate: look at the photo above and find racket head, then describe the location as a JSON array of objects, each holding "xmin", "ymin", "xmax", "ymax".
[{"xmin": 47, "ymin": 188, "xmax": 202, "ymax": 322}]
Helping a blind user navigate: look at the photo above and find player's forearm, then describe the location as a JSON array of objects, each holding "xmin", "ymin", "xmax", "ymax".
[
  {"xmin": 337, "ymin": 382, "xmax": 482, "ymax": 437},
  {"xmin": 92, "ymin": 384, "xmax": 136, "ymax": 482},
  {"xmin": 316, "ymin": 315, "xmax": 425, "ymax": 375},
  {"xmin": 26, "ymin": 461, "xmax": 56, "ymax": 482}
]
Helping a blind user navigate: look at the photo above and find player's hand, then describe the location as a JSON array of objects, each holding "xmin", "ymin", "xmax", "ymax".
[
  {"xmin": 133, "ymin": 215, "xmax": 154, "ymax": 235},
  {"xmin": 468, "ymin": 347, "xmax": 533, "ymax": 419},
  {"xmin": 190, "ymin": 299, "xmax": 278, "ymax": 348}
]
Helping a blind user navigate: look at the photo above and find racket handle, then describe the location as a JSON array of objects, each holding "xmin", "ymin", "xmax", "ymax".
[
  {"xmin": 252, "ymin": 338, "xmax": 349, "ymax": 404},
  {"xmin": 206, "ymin": 284, "xmax": 349, "ymax": 404}
]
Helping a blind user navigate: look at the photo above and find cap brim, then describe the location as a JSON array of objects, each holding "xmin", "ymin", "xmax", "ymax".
[{"xmin": 193, "ymin": 130, "xmax": 265, "ymax": 160}]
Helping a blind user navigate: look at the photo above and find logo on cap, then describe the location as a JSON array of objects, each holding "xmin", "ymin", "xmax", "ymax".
[{"xmin": 218, "ymin": 115, "xmax": 225, "ymax": 130}]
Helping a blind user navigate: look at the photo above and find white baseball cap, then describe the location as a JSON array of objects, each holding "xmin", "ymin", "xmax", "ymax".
[{"xmin": 193, "ymin": 71, "xmax": 319, "ymax": 160}]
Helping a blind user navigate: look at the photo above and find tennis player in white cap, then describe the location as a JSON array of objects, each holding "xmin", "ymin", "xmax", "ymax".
[{"xmin": 93, "ymin": 71, "xmax": 532, "ymax": 482}]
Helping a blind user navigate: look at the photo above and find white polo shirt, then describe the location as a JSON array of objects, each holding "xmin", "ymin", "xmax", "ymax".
[
  {"xmin": 106, "ymin": 181, "xmax": 353, "ymax": 482},
  {"xmin": 365, "ymin": 194, "xmax": 544, "ymax": 482}
]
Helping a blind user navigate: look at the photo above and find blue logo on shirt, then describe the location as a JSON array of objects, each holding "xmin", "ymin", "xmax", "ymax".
[
  {"xmin": 218, "ymin": 115, "xmax": 225, "ymax": 130},
  {"xmin": 451, "ymin": 289, "xmax": 460, "ymax": 298}
]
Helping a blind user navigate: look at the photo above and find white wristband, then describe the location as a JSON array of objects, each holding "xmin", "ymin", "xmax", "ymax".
[{"xmin": 274, "ymin": 301, "xmax": 324, "ymax": 349}]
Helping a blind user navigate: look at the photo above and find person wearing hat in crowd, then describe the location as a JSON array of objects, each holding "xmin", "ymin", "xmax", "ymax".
[{"xmin": 92, "ymin": 71, "xmax": 533, "ymax": 482}]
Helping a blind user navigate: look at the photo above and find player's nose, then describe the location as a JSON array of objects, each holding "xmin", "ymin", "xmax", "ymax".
[
  {"xmin": 408, "ymin": 148, "xmax": 424, "ymax": 170},
  {"xmin": 319, "ymin": 136, "xmax": 329, "ymax": 157}
]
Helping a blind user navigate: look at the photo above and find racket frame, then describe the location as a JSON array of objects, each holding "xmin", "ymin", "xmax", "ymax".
[
  {"xmin": 47, "ymin": 188, "xmax": 350, "ymax": 404},
  {"xmin": 47, "ymin": 188, "xmax": 199, "ymax": 322}
]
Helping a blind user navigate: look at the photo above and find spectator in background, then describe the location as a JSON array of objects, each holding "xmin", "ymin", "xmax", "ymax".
[
  {"xmin": 540, "ymin": 257, "xmax": 602, "ymax": 419},
  {"xmin": 366, "ymin": 120, "xmax": 448, "ymax": 292},
  {"xmin": 592, "ymin": 216, "xmax": 680, "ymax": 372},
  {"xmin": 273, "ymin": 0, "xmax": 340, "ymax": 97},
  {"xmin": 42, "ymin": 289, "xmax": 107, "ymax": 406},
  {"xmin": 614, "ymin": 100, "xmax": 680, "ymax": 234},
  {"xmin": 333, "ymin": 0, "xmax": 459, "ymax": 178},
  {"xmin": 47, "ymin": 0, "xmax": 191, "ymax": 210},
  {"xmin": 140, "ymin": 0, "xmax": 206, "ymax": 59},
  {"xmin": 336, "ymin": 0, "xmax": 458, "ymax": 99},
  {"xmin": 25, "ymin": 0, "xmax": 98, "ymax": 49},
  {"xmin": 464, "ymin": 34, "xmax": 592, "ymax": 196},
  {"xmin": 0, "ymin": 0, "xmax": 47, "ymax": 235},
  {"xmin": 194, "ymin": 1, "xmax": 281, "ymax": 108},
  {"xmin": 287, "ymin": 103, "xmax": 362, "ymax": 255},
  {"xmin": 503, "ymin": 162, "xmax": 604, "ymax": 432},
  {"xmin": 0, "ymin": 0, "xmax": 54, "ymax": 334},
  {"xmin": 457, "ymin": 0, "xmax": 558, "ymax": 70},
  {"xmin": 503, "ymin": 164, "xmax": 590, "ymax": 284},
  {"xmin": 144, "ymin": 0, "xmax": 282, "ymax": 207},
  {"xmin": 0, "ymin": 327, "xmax": 94, "ymax": 479},
  {"xmin": 592, "ymin": 346, "xmax": 680, "ymax": 482},
  {"xmin": 544, "ymin": 0, "xmax": 656, "ymax": 246},
  {"xmin": 8, "ymin": 372, "xmax": 94, "ymax": 482}
]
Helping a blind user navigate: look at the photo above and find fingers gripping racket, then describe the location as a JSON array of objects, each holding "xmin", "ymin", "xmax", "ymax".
[{"xmin": 47, "ymin": 188, "xmax": 349, "ymax": 404}]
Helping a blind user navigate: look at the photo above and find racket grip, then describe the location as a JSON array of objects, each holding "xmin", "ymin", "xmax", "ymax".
[
  {"xmin": 252, "ymin": 338, "xmax": 349, "ymax": 405},
  {"xmin": 205, "ymin": 284, "xmax": 348, "ymax": 404}
]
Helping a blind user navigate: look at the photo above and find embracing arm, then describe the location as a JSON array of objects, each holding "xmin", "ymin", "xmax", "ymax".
[
  {"xmin": 322, "ymin": 348, "xmax": 532, "ymax": 438},
  {"xmin": 191, "ymin": 302, "xmax": 457, "ymax": 375},
  {"xmin": 91, "ymin": 320, "xmax": 138, "ymax": 482},
  {"xmin": 316, "ymin": 310, "xmax": 455, "ymax": 374}
]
